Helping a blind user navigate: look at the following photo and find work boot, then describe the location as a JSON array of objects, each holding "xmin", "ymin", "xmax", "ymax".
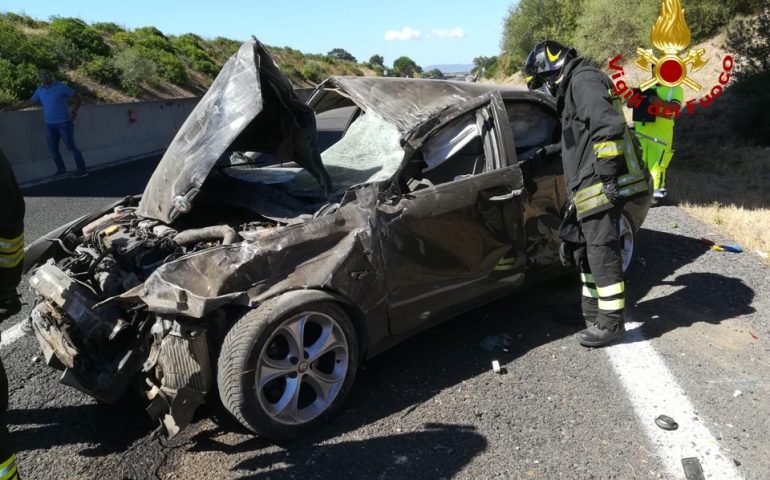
[
  {"xmin": 0, "ymin": 290, "xmax": 21, "ymax": 321},
  {"xmin": 577, "ymin": 323, "xmax": 625, "ymax": 348}
]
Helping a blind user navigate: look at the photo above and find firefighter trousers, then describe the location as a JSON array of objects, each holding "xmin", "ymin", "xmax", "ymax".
[{"xmin": 573, "ymin": 205, "xmax": 625, "ymax": 331}]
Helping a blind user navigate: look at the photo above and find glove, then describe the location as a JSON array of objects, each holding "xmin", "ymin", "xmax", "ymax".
[{"xmin": 601, "ymin": 175, "xmax": 621, "ymax": 206}]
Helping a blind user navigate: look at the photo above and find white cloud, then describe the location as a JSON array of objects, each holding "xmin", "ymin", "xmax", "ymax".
[
  {"xmin": 384, "ymin": 26, "xmax": 422, "ymax": 41},
  {"xmin": 429, "ymin": 27, "xmax": 466, "ymax": 39}
]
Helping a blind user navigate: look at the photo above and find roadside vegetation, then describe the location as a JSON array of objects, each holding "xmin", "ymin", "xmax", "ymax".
[
  {"xmin": 0, "ymin": 13, "xmax": 424, "ymax": 105},
  {"xmin": 496, "ymin": 1, "xmax": 770, "ymax": 260}
]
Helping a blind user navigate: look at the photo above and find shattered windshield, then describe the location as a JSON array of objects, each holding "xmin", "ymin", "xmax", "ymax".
[{"xmin": 223, "ymin": 112, "xmax": 404, "ymax": 199}]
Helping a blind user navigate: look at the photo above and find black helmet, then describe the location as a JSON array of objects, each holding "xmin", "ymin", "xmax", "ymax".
[{"xmin": 524, "ymin": 40, "xmax": 576, "ymax": 96}]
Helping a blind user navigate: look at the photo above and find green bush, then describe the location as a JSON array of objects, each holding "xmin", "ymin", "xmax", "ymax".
[
  {"xmin": 0, "ymin": 59, "xmax": 38, "ymax": 104},
  {"xmin": 48, "ymin": 17, "xmax": 110, "ymax": 59},
  {"xmin": 573, "ymin": 0, "xmax": 660, "ymax": 62},
  {"xmin": 724, "ymin": 10, "xmax": 770, "ymax": 145},
  {"xmin": 113, "ymin": 47, "xmax": 157, "ymax": 93},
  {"xmin": 80, "ymin": 56, "xmax": 120, "ymax": 84},
  {"xmin": 0, "ymin": 12, "xmax": 44, "ymax": 28},
  {"xmin": 91, "ymin": 22, "xmax": 125, "ymax": 36},
  {"xmin": 301, "ymin": 61, "xmax": 324, "ymax": 83},
  {"xmin": 191, "ymin": 59, "xmax": 219, "ymax": 77}
]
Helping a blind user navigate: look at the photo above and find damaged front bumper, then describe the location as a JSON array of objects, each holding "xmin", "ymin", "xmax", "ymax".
[{"xmin": 28, "ymin": 262, "xmax": 215, "ymax": 437}]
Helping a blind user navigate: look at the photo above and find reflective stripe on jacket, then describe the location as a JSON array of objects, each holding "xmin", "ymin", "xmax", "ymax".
[{"xmin": 557, "ymin": 58, "xmax": 650, "ymax": 219}]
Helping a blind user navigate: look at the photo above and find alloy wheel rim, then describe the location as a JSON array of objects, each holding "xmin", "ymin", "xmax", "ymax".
[{"xmin": 256, "ymin": 311, "xmax": 349, "ymax": 425}]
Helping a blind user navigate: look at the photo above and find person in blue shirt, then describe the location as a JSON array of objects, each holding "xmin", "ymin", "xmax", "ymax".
[{"xmin": 14, "ymin": 69, "xmax": 88, "ymax": 177}]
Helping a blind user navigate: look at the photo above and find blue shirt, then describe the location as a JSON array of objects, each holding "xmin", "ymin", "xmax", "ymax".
[{"xmin": 30, "ymin": 81, "xmax": 76, "ymax": 124}]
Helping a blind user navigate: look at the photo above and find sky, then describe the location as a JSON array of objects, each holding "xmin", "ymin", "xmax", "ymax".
[{"xmin": 1, "ymin": 0, "xmax": 515, "ymax": 67}]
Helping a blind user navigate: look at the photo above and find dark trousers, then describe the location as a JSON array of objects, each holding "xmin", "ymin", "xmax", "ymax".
[
  {"xmin": 575, "ymin": 205, "xmax": 625, "ymax": 331},
  {"xmin": 45, "ymin": 122, "xmax": 86, "ymax": 173},
  {"xmin": 0, "ymin": 151, "xmax": 24, "ymax": 293}
]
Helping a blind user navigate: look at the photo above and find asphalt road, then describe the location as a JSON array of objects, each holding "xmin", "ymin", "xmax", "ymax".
[{"xmin": 4, "ymin": 159, "xmax": 769, "ymax": 480}]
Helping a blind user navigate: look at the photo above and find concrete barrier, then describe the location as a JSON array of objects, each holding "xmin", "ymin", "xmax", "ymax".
[
  {"xmin": 2, "ymin": 87, "xmax": 317, "ymax": 186},
  {"xmin": 1, "ymin": 97, "xmax": 199, "ymax": 185}
]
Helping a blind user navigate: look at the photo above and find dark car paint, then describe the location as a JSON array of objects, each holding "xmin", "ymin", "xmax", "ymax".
[{"xmin": 26, "ymin": 79, "xmax": 650, "ymax": 367}]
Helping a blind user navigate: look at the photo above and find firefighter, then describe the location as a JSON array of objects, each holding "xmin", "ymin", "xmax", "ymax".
[
  {"xmin": 524, "ymin": 41, "xmax": 650, "ymax": 347},
  {"xmin": 0, "ymin": 149, "xmax": 22, "ymax": 479},
  {"xmin": 0, "ymin": 148, "xmax": 23, "ymax": 321},
  {"xmin": 633, "ymin": 83, "xmax": 683, "ymax": 203}
]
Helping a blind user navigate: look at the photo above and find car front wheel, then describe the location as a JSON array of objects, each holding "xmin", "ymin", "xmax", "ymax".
[{"xmin": 217, "ymin": 296, "xmax": 358, "ymax": 439}]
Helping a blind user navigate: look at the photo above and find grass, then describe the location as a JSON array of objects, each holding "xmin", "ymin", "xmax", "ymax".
[{"xmin": 666, "ymin": 146, "xmax": 770, "ymax": 263}]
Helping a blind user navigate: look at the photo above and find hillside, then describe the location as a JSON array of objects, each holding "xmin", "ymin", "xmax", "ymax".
[{"xmin": 0, "ymin": 12, "xmax": 376, "ymax": 105}]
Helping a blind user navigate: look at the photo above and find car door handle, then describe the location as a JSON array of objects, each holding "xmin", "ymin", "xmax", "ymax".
[{"xmin": 486, "ymin": 188, "xmax": 522, "ymax": 203}]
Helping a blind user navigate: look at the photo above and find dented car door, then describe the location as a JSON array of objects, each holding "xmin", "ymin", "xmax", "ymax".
[{"xmin": 379, "ymin": 92, "xmax": 526, "ymax": 336}]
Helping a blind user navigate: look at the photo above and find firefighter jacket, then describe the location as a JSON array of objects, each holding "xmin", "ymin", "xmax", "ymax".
[
  {"xmin": 0, "ymin": 149, "xmax": 24, "ymax": 290},
  {"xmin": 556, "ymin": 58, "xmax": 649, "ymax": 219}
]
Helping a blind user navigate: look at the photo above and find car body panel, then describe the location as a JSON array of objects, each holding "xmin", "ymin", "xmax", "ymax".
[{"xmin": 24, "ymin": 38, "xmax": 652, "ymax": 435}]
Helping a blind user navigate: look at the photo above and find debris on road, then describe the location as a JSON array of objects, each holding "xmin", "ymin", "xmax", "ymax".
[
  {"xmin": 681, "ymin": 457, "xmax": 705, "ymax": 480},
  {"xmin": 31, "ymin": 356, "xmax": 40, "ymax": 364},
  {"xmin": 756, "ymin": 251, "xmax": 768, "ymax": 259},
  {"xmin": 733, "ymin": 390, "xmax": 743, "ymax": 398},
  {"xmin": 479, "ymin": 334, "xmax": 513, "ymax": 352},
  {"xmin": 492, "ymin": 360, "xmax": 502, "ymax": 374},
  {"xmin": 698, "ymin": 237, "xmax": 743, "ymax": 253},
  {"xmin": 655, "ymin": 415, "xmax": 679, "ymax": 431}
]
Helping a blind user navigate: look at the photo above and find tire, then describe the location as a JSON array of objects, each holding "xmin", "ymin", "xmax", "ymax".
[
  {"xmin": 619, "ymin": 212, "xmax": 635, "ymax": 273},
  {"xmin": 217, "ymin": 296, "xmax": 359, "ymax": 439}
]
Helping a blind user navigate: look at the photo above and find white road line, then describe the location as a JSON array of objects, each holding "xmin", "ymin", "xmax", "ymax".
[
  {"xmin": 0, "ymin": 322, "xmax": 27, "ymax": 348},
  {"xmin": 606, "ymin": 321, "xmax": 743, "ymax": 480}
]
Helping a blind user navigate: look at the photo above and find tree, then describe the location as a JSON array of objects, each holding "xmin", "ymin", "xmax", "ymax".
[
  {"xmin": 368, "ymin": 54, "xmax": 384, "ymax": 68},
  {"xmin": 392, "ymin": 56, "xmax": 420, "ymax": 77},
  {"xmin": 472, "ymin": 56, "xmax": 497, "ymax": 75},
  {"xmin": 500, "ymin": 0, "xmax": 585, "ymax": 73},
  {"xmin": 573, "ymin": 0, "xmax": 659, "ymax": 62},
  {"xmin": 327, "ymin": 48, "xmax": 356, "ymax": 62},
  {"xmin": 423, "ymin": 68, "xmax": 444, "ymax": 79}
]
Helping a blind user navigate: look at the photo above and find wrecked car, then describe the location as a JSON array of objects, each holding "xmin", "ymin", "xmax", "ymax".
[{"xmin": 23, "ymin": 38, "xmax": 651, "ymax": 439}]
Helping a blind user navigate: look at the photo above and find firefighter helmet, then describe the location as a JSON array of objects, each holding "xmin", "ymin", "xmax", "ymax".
[{"xmin": 524, "ymin": 40, "xmax": 576, "ymax": 96}]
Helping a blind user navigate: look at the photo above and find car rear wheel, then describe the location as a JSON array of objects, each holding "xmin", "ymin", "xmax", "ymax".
[
  {"xmin": 619, "ymin": 213, "xmax": 635, "ymax": 273},
  {"xmin": 217, "ymin": 296, "xmax": 358, "ymax": 439}
]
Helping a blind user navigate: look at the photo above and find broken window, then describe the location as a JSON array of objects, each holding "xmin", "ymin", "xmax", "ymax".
[
  {"xmin": 285, "ymin": 112, "xmax": 404, "ymax": 197},
  {"xmin": 408, "ymin": 112, "xmax": 487, "ymax": 188},
  {"xmin": 505, "ymin": 102, "xmax": 560, "ymax": 161}
]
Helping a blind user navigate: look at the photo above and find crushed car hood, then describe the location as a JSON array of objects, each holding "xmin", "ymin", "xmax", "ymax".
[{"xmin": 137, "ymin": 38, "xmax": 330, "ymax": 224}]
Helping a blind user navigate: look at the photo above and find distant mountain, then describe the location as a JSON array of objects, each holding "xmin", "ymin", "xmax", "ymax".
[{"xmin": 425, "ymin": 64, "xmax": 474, "ymax": 74}]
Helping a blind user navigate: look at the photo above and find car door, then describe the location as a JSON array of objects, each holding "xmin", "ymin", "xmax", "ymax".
[
  {"xmin": 505, "ymin": 99, "xmax": 568, "ymax": 274},
  {"xmin": 378, "ymin": 92, "xmax": 527, "ymax": 336}
]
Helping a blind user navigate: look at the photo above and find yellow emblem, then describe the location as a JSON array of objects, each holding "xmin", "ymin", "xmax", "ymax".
[
  {"xmin": 546, "ymin": 47, "xmax": 561, "ymax": 62},
  {"xmin": 634, "ymin": 0, "xmax": 708, "ymax": 91}
]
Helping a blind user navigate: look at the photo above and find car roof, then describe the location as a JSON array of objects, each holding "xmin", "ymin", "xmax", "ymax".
[{"xmin": 315, "ymin": 76, "xmax": 555, "ymax": 133}]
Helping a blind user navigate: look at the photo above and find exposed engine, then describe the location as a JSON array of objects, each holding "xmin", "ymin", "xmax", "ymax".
[{"xmin": 27, "ymin": 205, "xmax": 276, "ymax": 435}]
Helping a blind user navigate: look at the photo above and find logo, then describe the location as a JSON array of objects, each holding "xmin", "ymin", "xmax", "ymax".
[
  {"xmin": 546, "ymin": 47, "xmax": 561, "ymax": 63},
  {"xmin": 634, "ymin": 0, "xmax": 708, "ymax": 91},
  {"xmin": 608, "ymin": 0, "xmax": 734, "ymax": 117}
]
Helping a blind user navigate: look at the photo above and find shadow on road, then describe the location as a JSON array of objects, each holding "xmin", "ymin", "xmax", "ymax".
[
  {"xmin": 235, "ymin": 424, "xmax": 486, "ymax": 480},
  {"xmin": 6, "ymin": 400, "xmax": 153, "ymax": 456},
  {"xmin": 628, "ymin": 228, "xmax": 756, "ymax": 341}
]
